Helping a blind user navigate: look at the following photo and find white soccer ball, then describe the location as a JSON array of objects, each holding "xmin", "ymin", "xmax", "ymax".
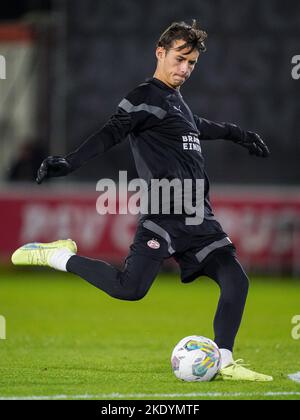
[{"xmin": 171, "ymin": 335, "xmax": 221, "ymax": 382}]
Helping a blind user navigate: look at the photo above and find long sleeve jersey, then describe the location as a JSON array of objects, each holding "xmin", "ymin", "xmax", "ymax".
[{"xmin": 66, "ymin": 77, "xmax": 245, "ymax": 220}]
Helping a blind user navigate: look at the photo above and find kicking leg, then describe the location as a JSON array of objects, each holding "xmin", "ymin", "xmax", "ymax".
[
  {"xmin": 66, "ymin": 252, "xmax": 162, "ymax": 301},
  {"xmin": 11, "ymin": 223, "xmax": 169, "ymax": 302},
  {"xmin": 66, "ymin": 221, "xmax": 169, "ymax": 301}
]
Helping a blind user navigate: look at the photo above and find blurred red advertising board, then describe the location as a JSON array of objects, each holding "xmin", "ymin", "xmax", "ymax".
[{"xmin": 0, "ymin": 188, "xmax": 299, "ymax": 273}]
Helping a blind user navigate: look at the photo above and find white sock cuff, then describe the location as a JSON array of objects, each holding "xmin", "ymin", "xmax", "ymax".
[
  {"xmin": 49, "ymin": 248, "xmax": 75, "ymax": 272},
  {"xmin": 220, "ymin": 349, "xmax": 234, "ymax": 369}
]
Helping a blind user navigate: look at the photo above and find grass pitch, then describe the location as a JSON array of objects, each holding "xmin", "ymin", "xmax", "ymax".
[{"xmin": 0, "ymin": 269, "xmax": 300, "ymax": 400}]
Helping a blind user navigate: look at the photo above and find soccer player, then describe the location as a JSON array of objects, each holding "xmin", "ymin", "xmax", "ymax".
[{"xmin": 12, "ymin": 21, "xmax": 272, "ymax": 381}]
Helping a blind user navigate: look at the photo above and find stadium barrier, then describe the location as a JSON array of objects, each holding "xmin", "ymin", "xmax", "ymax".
[
  {"xmin": 0, "ymin": 24, "xmax": 39, "ymax": 180},
  {"xmin": 1, "ymin": 185, "xmax": 299, "ymax": 275}
]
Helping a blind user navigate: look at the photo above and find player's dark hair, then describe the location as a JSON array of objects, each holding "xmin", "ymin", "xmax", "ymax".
[{"xmin": 157, "ymin": 20, "xmax": 207, "ymax": 54}]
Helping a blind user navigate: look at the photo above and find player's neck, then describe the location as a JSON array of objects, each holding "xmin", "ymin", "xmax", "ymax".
[{"xmin": 153, "ymin": 72, "xmax": 180, "ymax": 92}]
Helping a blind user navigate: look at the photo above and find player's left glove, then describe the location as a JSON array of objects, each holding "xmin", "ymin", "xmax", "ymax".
[{"xmin": 233, "ymin": 131, "xmax": 270, "ymax": 158}]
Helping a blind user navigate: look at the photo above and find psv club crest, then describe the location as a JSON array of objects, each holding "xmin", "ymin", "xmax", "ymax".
[{"xmin": 147, "ymin": 239, "xmax": 161, "ymax": 250}]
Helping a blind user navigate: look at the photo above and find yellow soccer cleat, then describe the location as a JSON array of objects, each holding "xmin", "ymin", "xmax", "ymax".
[
  {"xmin": 11, "ymin": 239, "xmax": 77, "ymax": 267},
  {"xmin": 218, "ymin": 359, "xmax": 273, "ymax": 382}
]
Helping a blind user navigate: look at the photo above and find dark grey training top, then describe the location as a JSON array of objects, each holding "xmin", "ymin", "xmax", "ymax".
[{"xmin": 66, "ymin": 77, "xmax": 245, "ymax": 220}]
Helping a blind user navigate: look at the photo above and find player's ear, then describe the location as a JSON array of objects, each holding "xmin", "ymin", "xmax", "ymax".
[{"xmin": 156, "ymin": 47, "xmax": 166, "ymax": 61}]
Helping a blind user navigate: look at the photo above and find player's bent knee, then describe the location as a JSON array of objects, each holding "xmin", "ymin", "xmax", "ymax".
[
  {"xmin": 111, "ymin": 288, "xmax": 148, "ymax": 302},
  {"xmin": 122, "ymin": 289, "xmax": 148, "ymax": 301},
  {"xmin": 125, "ymin": 292, "xmax": 147, "ymax": 302}
]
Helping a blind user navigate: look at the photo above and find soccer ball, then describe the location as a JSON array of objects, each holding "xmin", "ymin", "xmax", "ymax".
[{"xmin": 171, "ymin": 336, "xmax": 221, "ymax": 382}]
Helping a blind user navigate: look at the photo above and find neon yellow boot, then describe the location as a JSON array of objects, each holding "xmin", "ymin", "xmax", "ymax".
[
  {"xmin": 11, "ymin": 240, "xmax": 77, "ymax": 267},
  {"xmin": 219, "ymin": 359, "xmax": 273, "ymax": 382}
]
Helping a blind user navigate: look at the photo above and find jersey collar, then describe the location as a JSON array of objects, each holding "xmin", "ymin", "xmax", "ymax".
[{"xmin": 146, "ymin": 77, "xmax": 182, "ymax": 96}]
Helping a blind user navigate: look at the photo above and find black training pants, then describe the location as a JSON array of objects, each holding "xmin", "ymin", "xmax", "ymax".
[{"xmin": 66, "ymin": 219, "xmax": 249, "ymax": 351}]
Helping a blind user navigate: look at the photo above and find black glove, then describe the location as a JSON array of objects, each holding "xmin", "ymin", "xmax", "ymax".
[
  {"xmin": 36, "ymin": 156, "xmax": 72, "ymax": 184},
  {"xmin": 235, "ymin": 131, "xmax": 270, "ymax": 158}
]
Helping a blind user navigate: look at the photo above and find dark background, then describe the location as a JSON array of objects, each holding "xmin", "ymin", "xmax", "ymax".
[{"xmin": 1, "ymin": 0, "xmax": 300, "ymax": 185}]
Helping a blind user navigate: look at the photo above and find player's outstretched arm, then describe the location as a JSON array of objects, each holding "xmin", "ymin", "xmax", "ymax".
[
  {"xmin": 36, "ymin": 111, "xmax": 132, "ymax": 184},
  {"xmin": 36, "ymin": 83, "xmax": 160, "ymax": 184},
  {"xmin": 195, "ymin": 115, "xmax": 270, "ymax": 158}
]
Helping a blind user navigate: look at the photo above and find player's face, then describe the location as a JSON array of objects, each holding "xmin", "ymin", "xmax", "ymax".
[{"xmin": 155, "ymin": 39, "xmax": 199, "ymax": 90}]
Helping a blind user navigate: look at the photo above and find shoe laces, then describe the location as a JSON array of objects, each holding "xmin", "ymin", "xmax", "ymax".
[{"xmin": 231, "ymin": 359, "xmax": 250, "ymax": 369}]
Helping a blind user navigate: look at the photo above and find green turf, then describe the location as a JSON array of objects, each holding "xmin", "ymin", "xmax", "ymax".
[{"xmin": 0, "ymin": 269, "xmax": 300, "ymax": 400}]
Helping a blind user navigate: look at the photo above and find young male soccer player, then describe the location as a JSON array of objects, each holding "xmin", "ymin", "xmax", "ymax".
[{"xmin": 12, "ymin": 21, "xmax": 273, "ymax": 381}]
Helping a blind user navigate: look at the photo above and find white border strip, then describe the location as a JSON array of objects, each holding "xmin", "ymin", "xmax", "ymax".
[
  {"xmin": 288, "ymin": 372, "xmax": 300, "ymax": 383},
  {"xmin": 0, "ymin": 392, "xmax": 300, "ymax": 400}
]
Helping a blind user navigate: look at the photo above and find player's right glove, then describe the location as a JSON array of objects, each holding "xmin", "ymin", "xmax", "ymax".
[{"xmin": 36, "ymin": 156, "xmax": 73, "ymax": 184}]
